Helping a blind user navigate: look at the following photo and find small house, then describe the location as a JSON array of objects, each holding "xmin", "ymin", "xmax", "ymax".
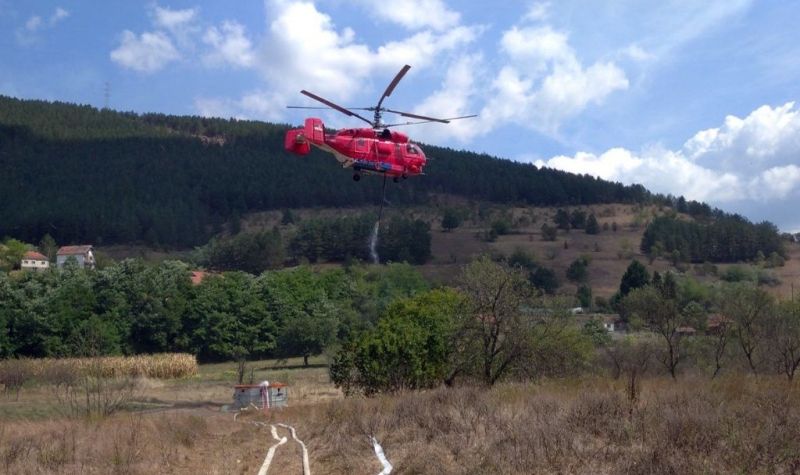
[
  {"xmin": 601, "ymin": 315, "xmax": 625, "ymax": 333},
  {"xmin": 20, "ymin": 251, "xmax": 49, "ymax": 271},
  {"xmin": 676, "ymin": 326, "xmax": 697, "ymax": 337},
  {"xmin": 56, "ymin": 245, "xmax": 95, "ymax": 269},
  {"xmin": 706, "ymin": 314, "xmax": 733, "ymax": 335},
  {"xmin": 190, "ymin": 270, "xmax": 211, "ymax": 285}
]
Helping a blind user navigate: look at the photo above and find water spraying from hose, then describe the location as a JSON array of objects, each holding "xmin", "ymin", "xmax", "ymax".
[
  {"xmin": 369, "ymin": 221, "xmax": 380, "ymax": 264},
  {"xmin": 369, "ymin": 175, "xmax": 389, "ymax": 264}
]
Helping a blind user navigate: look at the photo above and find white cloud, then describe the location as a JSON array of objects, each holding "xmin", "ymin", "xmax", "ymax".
[
  {"xmin": 352, "ymin": 0, "xmax": 460, "ymax": 32},
  {"xmin": 684, "ymin": 102, "xmax": 800, "ymax": 170},
  {"xmin": 152, "ymin": 5, "xmax": 197, "ymax": 31},
  {"xmin": 622, "ymin": 44, "xmax": 653, "ymax": 62},
  {"xmin": 16, "ymin": 6, "xmax": 69, "ymax": 45},
  {"xmin": 535, "ymin": 102, "xmax": 800, "ymax": 221},
  {"xmin": 203, "ymin": 21, "xmax": 255, "ymax": 68},
  {"xmin": 25, "ymin": 16, "xmax": 42, "ymax": 31},
  {"xmin": 524, "ymin": 2, "xmax": 550, "ymax": 22},
  {"xmin": 110, "ymin": 31, "xmax": 180, "ymax": 73},
  {"xmin": 196, "ymin": 0, "xmax": 478, "ymax": 120},
  {"xmin": 151, "ymin": 5, "xmax": 199, "ymax": 47},
  {"xmin": 111, "ymin": 5, "xmax": 199, "ymax": 73},
  {"xmin": 50, "ymin": 7, "xmax": 69, "ymax": 25},
  {"xmin": 422, "ymin": 20, "xmax": 629, "ymax": 142},
  {"xmin": 407, "ymin": 54, "xmax": 481, "ymax": 142}
]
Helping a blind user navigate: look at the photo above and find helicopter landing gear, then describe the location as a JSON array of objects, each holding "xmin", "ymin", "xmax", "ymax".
[
  {"xmin": 393, "ymin": 176, "xmax": 400, "ymax": 183},
  {"xmin": 353, "ymin": 173, "xmax": 361, "ymax": 182},
  {"xmin": 402, "ymin": 173, "xmax": 408, "ymax": 180}
]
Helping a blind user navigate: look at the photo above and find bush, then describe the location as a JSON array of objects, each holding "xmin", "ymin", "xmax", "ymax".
[
  {"xmin": 721, "ymin": 265, "xmax": 754, "ymax": 283},
  {"xmin": 491, "ymin": 219, "xmax": 512, "ymax": 236},
  {"xmin": 0, "ymin": 359, "xmax": 33, "ymax": 399}
]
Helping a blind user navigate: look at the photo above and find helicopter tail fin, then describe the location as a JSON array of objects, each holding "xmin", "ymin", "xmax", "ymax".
[
  {"xmin": 284, "ymin": 128, "xmax": 310, "ymax": 155},
  {"xmin": 304, "ymin": 117, "xmax": 325, "ymax": 143}
]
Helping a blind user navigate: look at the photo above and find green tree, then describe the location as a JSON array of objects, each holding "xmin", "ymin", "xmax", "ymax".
[
  {"xmin": 554, "ymin": 209, "xmax": 571, "ymax": 231},
  {"xmin": 0, "ymin": 239, "xmax": 30, "ymax": 271},
  {"xmin": 619, "ymin": 260, "xmax": 650, "ymax": 297},
  {"xmin": 38, "ymin": 234, "xmax": 57, "ymax": 262},
  {"xmin": 585, "ymin": 213, "xmax": 599, "ymax": 234},
  {"xmin": 257, "ymin": 267, "xmax": 342, "ymax": 366},
  {"xmin": 441, "ymin": 208, "xmax": 462, "ymax": 232},
  {"xmin": 576, "ymin": 284, "xmax": 592, "ymax": 309},
  {"xmin": 184, "ymin": 272, "xmax": 276, "ymax": 363},
  {"xmin": 281, "ymin": 208, "xmax": 296, "ymax": 225},
  {"xmin": 570, "ymin": 209, "xmax": 587, "ymax": 229},
  {"xmin": 566, "ymin": 256, "xmax": 590, "ymax": 283},
  {"xmin": 330, "ymin": 288, "xmax": 463, "ymax": 395}
]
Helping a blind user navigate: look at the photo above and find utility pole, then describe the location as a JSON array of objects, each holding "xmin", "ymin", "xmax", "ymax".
[{"xmin": 103, "ymin": 82, "xmax": 110, "ymax": 109}]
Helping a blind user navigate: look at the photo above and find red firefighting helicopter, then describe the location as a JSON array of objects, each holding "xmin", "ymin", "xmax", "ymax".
[{"xmin": 284, "ymin": 64, "xmax": 475, "ymax": 182}]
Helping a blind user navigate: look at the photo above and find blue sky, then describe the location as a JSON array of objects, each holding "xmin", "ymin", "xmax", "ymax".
[{"xmin": 2, "ymin": 1, "xmax": 800, "ymax": 231}]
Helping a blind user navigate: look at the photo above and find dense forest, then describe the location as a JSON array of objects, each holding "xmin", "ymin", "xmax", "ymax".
[
  {"xmin": 0, "ymin": 259, "xmax": 429, "ymax": 362},
  {"xmin": 641, "ymin": 215, "xmax": 786, "ymax": 263},
  {"xmin": 0, "ymin": 96, "xmax": 648, "ymax": 248}
]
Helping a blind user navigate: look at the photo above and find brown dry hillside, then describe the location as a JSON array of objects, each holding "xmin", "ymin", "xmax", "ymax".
[{"xmin": 100, "ymin": 201, "xmax": 800, "ymax": 300}]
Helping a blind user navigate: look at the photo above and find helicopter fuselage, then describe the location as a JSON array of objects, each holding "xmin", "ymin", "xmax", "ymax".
[{"xmin": 285, "ymin": 118, "xmax": 426, "ymax": 179}]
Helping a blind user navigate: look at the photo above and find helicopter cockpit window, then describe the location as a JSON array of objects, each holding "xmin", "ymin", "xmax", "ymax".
[
  {"xmin": 407, "ymin": 144, "xmax": 419, "ymax": 154},
  {"xmin": 356, "ymin": 139, "xmax": 365, "ymax": 147}
]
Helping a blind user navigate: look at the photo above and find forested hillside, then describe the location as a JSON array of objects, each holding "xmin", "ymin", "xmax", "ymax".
[{"xmin": 0, "ymin": 96, "xmax": 648, "ymax": 248}]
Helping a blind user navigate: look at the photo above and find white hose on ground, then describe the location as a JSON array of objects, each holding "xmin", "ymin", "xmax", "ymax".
[
  {"xmin": 371, "ymin": 436, "xmax": 393, "ymax": 475},
  {"xmin": 256, "ymin": 425, "xmax": 287, "ymax": 475},
  {"xmin": 277, "ymin": 423, "xmax": 311, "ymax": 475}
]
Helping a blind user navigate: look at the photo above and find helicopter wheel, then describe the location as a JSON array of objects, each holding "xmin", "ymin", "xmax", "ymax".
[
  {"xmin": 402, "ymin": 174, "xmax": 408, "ymax": 180},
  {"xmin": 352, "ymin": 173, "xmax": 361, "ymax": 182},
  {"xmin": 393, "ymin": 177, "xmax": 400, "ymax": 183}
]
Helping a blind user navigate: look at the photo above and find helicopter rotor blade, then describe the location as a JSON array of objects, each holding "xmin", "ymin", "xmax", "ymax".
[
  {"xmin": 300, "ymin": 90, "xmax": 374, "ymax": 126},
  {"xmin": 382, "ymin": 115, "xmax": 479, "ymax": 128},
  {"xmin": 376, "ymin": 65, "xmax": 411, "ymax": 109},
  {"xmin": 383, "ymin": 108, "xmax": 454, "ymax": 123}
]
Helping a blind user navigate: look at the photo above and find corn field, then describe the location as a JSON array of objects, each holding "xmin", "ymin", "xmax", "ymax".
[{"xmin": 0, "ymin": 353, "xmax": 198, "ymax": 382}]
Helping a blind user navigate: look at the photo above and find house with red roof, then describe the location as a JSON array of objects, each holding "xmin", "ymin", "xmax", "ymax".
[
  {"xmin": 21, "ymin": 251, "xmax": 50, "ymax": 272},
  {"xmin": 56, "ymin": 245, "xmax": 95, "ymax": 269}
]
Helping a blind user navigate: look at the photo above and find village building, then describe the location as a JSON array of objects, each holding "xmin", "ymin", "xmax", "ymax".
[
  {"xmin": 601, "ymin": 315, "xmax": 625, "ymax": 333},
  {"xmin": 56, "ymin": 245, "xmax": 95, "ymax": 269},
  {"xmin": 190, "ymin": 270, "xmax": 212, "ymax": 285},
  {"xmin": 20, "ymin": 251, "xmax": 50, "ymax": 271},
  {"xmin": 706, "ymin": 314, "xmax": 733, "ymax": 335}
]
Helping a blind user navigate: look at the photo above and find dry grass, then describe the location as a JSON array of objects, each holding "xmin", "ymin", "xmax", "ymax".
[{"xmin": 4, "ymin": 375, "xmax": 800, "ymax": 474}]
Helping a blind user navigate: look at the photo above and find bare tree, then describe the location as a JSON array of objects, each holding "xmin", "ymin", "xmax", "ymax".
[
  {"xmin": 601, "ymin": 336, "xmax": 654, "ymax": 410},
  {"xmin": 623, "ymin": 286, "xmax": 686, "ymax": 378},
  {"xmin": 456, "ymin": 256, "xmax": 540, "ymax": 386},
  {"xmin": 709, "ymin": 320, "xmax": 733, "ymax": 379},
  {"xmin": 720, "ymin": 284, "xmax": 774, "ymax": 374},
  {"xmin": 770, "ymin": 300, "xmax": 800, "ymax": 380}
]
